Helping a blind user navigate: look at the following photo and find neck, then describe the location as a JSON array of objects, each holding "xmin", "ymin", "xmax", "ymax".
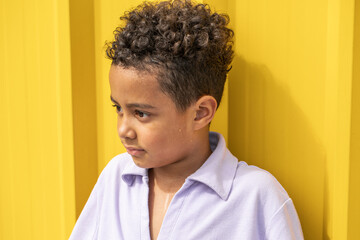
[{"xmin": 149, "ymin": 131, "xmax": 212, "ymax": 193}]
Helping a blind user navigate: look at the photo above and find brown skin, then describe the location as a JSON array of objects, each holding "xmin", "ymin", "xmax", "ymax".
[{"xmin": 109, "ymin": 65, "xmax": 217, "ymax": 239}]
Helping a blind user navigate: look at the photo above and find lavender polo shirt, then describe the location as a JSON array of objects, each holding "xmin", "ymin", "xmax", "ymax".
[{"xmin": 69, "ymin": 132, "xmax": 303, "ymax": 240}]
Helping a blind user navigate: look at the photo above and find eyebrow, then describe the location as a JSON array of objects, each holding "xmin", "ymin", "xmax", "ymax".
[{"xmin": 110, "ymin": 96, "xmax": 156, "ymax": 109}]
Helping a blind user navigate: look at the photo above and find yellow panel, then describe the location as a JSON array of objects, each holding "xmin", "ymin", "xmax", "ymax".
[
  {"xmin": 323, "ymin": 0, "xmax": 354, "ymax": 238},
  {"xmin": 0, "ymin": 0, "xmax": 75, "ymax": 239},
  {"xmin": 348, "ymin": 1, "xmax": 360, "ymax": 239}
]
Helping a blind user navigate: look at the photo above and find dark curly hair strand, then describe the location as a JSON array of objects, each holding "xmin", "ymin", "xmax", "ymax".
[{"xmin": 106, "ymin": 0, "xmax": 234, "ymax": 111}]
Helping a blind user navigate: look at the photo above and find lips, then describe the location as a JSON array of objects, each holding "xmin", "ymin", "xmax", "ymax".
[{"xmin": 124, "ymin": 146, "xmax": 145, "ymax": 157}]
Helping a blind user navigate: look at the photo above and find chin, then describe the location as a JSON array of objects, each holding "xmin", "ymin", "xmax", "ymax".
[
  {"xmin": 131, "ymin": 157, "xmax": 150, "ymax": 169},
  {"xmin": 131, "ymin": 157, "xmax": 168, "ymax": 170}
]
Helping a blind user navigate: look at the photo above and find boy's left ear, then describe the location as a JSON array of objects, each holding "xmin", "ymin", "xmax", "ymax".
[{"xmin": 193, "ymin": 95, "xmax": 217, "ymax": 130}]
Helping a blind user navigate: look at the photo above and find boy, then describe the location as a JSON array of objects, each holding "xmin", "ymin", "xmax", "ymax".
[{"xmin": 70, "ymin": 0, "xmax": 303, "ymax": 239}]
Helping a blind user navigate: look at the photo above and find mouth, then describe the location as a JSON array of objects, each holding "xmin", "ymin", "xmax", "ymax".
[{"xmin": 124, "ymin": 146, "xmax": 145, "ymax": 157}]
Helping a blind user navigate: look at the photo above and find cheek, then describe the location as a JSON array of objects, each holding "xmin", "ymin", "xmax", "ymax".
[
  {"xmin": 140, "ymin": 127, "xmax": 177, "ymax": 151},
  {"xmin": 138, "ymin": 115, "xmax": 190, "ymax": 151},
  {"xmin": 152, "ymin": 128, "xmax": 186, "ymax": 152}
]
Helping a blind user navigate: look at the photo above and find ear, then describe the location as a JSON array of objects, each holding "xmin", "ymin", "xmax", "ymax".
[{"xmin": 193, "ymin": 95, "xmax": 217, "ymax": 130}]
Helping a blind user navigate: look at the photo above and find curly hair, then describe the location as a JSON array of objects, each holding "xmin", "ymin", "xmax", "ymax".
[{"xmin": 106, "ymin": 0, "xmax": 234, "ymax": 111}]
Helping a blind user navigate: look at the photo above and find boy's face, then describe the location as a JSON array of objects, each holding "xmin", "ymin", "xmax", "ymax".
[{"xmin": 109, "ymin": 65, "xmax": 197, "ymax": 169}]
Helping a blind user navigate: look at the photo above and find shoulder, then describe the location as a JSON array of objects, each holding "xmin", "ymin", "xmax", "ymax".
[
  {"xmin": 231, "ymin": 162, "xmax": 304, "ymax": 238},
  {"xmin": 235, "ymin": 162, "xmax": 288, "ymax": 197},
  {"xmin": 231, "ymin": 162, "xmax": 290, "ymax": 216}
]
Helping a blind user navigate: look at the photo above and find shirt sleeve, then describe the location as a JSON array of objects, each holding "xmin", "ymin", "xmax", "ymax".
[
  {"xmin": 68, "ymin": 181, "xmax": 101, "ymax": 240},
  {"xmin": 265, "ymin": 198, "xmax": 304, "ymax": 240}
]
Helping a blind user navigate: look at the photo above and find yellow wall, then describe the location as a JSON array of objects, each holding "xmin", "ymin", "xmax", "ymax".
[
  {"xmin": 1, "ymin": 0, "xmax": 359, "ymax": 239},
  {"xmin": 0, "ymin": 0, "xmax": 75, "ymax": 239}
]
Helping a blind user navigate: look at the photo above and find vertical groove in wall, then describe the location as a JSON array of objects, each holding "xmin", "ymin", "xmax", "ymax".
[{"xmin": 69, "ymin": 0, "xmax": 99, "ymax": 218}]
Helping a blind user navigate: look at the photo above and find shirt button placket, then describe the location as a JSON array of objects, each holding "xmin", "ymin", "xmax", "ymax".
[
  {"xmin": 141, "ymin": 175, "xmax": 151, "ymax": 240},
  {"xmin": 157, "ymin": 180, "xmax": 193, "ymax": 240}
]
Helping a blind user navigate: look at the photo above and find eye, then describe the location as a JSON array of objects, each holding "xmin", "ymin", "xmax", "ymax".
[
  {"xmin": 135, "ymin": 110, "xmax": 149, "ymax": 118},
  {"xmin": 112, "ymin": 104, "xmax": 122, "ymax": 113}
]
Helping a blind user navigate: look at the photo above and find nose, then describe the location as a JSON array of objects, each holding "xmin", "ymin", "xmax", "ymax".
[{"xmin": 117, "ymin": 115, "xmax": 136, "ymax": 140}]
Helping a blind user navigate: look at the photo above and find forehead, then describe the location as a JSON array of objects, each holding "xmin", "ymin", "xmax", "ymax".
[
  {"xmin": 109, "ymin": 65, "xmax": 171, "ymax": 106},
  {"xmin": 110, "ymin": 65, "xmax": 158, "ymax": 88}
]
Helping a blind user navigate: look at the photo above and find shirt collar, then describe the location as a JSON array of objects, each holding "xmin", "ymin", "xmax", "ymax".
[
  {"xmin": 187, "ymin": 132, "xmax": 238, "ymax": 200},
  {"xmin": 121, "ymin": 157, "xmax": 147, "ymax": 185},
  {"xmin": 121, "ymin": 132, "xmax": 238, "ymax": 200}
]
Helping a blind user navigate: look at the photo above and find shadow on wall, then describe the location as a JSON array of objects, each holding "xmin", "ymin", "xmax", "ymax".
[{"xmin": 228, "ymin": 55, "xmax": 326, "ymax": 239}]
